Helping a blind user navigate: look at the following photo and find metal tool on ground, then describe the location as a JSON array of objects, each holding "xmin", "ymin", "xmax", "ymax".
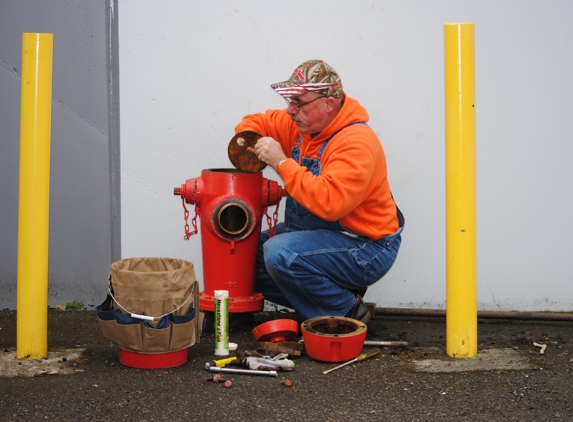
[
  {"xmin": 364, "ymin": 340, "xmax": 408, "ymax": 347},
  {"xmin": 208, "ymin": 366, "xmax": 278, "ymax": 377},
  {"xmin": 206, "ymin": 374, "xmax": 227, "ymax": 383},
  {"xmin": 204, "ymin": 356, "xmax": 238, "ymax": 370},
  {"xmin": 254, "ymin": 341, "xmax": 304, "ymax": 357},
  {"xmin": 298, "ymin": 338, "xmax": 407, "ymax": 348},
  {"xmin": 244, "ymin": 356, "xmax": 295, "ymax": 371},
  {"xmin": 323, "ymin": 348, "xmax": 381, "ymax": 375}
]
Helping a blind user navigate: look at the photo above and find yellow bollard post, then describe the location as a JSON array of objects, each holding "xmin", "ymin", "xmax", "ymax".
[
  {"xmin": 17, "ymin": 33, "xmax": 54, "ymax": 360},
  {"xmin": 444, "ymin": 23, "xmax": 477, "ymax": 357}
]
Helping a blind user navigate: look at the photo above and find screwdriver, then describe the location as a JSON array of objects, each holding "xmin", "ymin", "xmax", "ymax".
[
  {"xmin": 323, "ymin": 348, "xmax": 381, "ymax": 375},
  {"xmin": 204, "ymin": 356, "xmax": 237, "ymax": 370}
]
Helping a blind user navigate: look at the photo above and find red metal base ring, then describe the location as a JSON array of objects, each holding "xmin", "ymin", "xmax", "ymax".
[
  {"xmin": 200, "ymin": 292, "xmax": 264, "ymax": 313},
  {"xmin": 252, "ymin": 319, "xmax": 299, "ymax": 342},
  {"xmin": 118, "ymin": 348, "xmax": 188, "ymax": 369}
]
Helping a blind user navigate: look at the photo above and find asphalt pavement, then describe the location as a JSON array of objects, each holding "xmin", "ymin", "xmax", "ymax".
[{"xmin": 1, "ymin": 308, "xmax": 572, "ymax": 421}]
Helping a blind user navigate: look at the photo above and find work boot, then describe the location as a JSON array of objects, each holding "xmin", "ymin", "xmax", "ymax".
[
  {"xmin": 352, "ymin": 286, "xmax": 368, "ymax": 298},
  {"xmin": 344, "ymin": 294, "xmax": 371, "ymax": 324}
]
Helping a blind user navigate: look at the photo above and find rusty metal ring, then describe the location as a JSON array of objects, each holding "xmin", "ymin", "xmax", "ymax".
[{"xmin": 228, "ymin": 130, "xmax": 266, "ymax": 173}]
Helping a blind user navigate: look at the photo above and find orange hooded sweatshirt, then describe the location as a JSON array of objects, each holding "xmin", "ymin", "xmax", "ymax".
[{"xmin": 235, "ymin": 94, "xmax": 399, "ymax": 240}]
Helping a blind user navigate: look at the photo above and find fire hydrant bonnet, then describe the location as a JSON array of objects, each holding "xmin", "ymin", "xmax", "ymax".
[{"xmin": 301, "ymin": 316, "xmax": 367, "ymax": 362}]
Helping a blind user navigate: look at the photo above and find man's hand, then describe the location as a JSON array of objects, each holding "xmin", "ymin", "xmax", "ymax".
[{"xmin": 247, "ymin": 137, "xmax": 288, "ymax": 169}]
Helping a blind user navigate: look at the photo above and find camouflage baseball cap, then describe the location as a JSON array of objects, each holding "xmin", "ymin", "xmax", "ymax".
[{"xmin": 271, "ymin": 59, "xmax": 344, "ymax": 99}]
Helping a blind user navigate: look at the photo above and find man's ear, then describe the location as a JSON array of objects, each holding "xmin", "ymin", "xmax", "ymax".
[{"xmin": 324, "ymin": 97, "xmax": 336, "ymax": 111}]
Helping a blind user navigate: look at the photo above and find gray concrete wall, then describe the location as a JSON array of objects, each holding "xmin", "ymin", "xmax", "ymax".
[
  {"xmin": 0, "ymin": 1, "xmax": 116, "ymax": 309},
  {"xmin": 119, "ymin": 0, "xmax": 573, "ymax": 312}
]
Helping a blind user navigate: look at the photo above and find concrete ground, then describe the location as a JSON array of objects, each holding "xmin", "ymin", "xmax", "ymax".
[{"xmin": 1, "ymin": 308, "xmax": 572, "ymax": 421}]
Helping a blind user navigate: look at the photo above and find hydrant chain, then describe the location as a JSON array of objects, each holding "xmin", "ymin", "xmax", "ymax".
[
  {"xmin": 182, "ymin": 198, "xmax": 199, "ymax": 240},
  {"xmin": 264, "ymin": 206, "xmax": 272, "ymax": 236},
  {"xmin": 272, "ymin": 199, "xmax": 280, "ymax": 231},
  {"xmin": 264, "ymin": 200, "xmax": 281, "ymax": 238}
]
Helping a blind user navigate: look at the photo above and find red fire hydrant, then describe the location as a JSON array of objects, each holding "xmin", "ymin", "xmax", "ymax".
[{"xmin": 174, "ymin": 168, "xmax": 283, "ymax": 313}]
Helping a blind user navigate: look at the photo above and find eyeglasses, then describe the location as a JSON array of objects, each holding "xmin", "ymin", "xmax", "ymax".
[{"xmin": 285, "ymin": 95, "xmax": 326, "ymax": 111}]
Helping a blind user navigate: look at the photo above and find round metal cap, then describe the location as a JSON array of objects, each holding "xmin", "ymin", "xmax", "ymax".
[{"xmin": 228, "ymin": 130, "xmax": 266, "ymax": 173}]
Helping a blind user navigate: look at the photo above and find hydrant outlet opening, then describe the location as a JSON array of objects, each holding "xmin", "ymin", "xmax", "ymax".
[{"xmin": 215, "ymin": 201, "xmax": 254, "ymax": 240}]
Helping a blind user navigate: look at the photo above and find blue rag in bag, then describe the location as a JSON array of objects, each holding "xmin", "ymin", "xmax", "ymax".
[{"xmin": 96, "ymin": 296, "xmax": 196, "ymax": 328}]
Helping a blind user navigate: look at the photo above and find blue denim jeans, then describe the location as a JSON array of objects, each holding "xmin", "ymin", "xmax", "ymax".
[{"xmin": 255, "ymin": 223, "xmax": 402, "ymax": 319}]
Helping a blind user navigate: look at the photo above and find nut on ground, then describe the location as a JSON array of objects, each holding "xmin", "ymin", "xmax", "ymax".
[{"xmin": 207, "ymin": 374, "xmax": 227, "ymax": 383}]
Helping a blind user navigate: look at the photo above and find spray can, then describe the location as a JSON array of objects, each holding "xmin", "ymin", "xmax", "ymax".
[{"xmin": 214, "ymin": 290, "xmax": 229, "ymax": 356}]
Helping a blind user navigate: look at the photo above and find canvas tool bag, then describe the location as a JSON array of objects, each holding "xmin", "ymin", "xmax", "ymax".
[{"xmin": 97, "ymin": 257, "xmax": 202, "ymax": 353}]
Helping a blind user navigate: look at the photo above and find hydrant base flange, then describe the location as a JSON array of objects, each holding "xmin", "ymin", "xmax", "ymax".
[{"xmin": 200, "ymin": 292, "xmax": 264, "ymax": 313}]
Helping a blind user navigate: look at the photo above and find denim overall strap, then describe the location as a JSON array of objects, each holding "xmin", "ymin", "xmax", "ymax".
[{"xmin": 284, "ymin": 123, "xmax": 367, "ymax": 231}]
